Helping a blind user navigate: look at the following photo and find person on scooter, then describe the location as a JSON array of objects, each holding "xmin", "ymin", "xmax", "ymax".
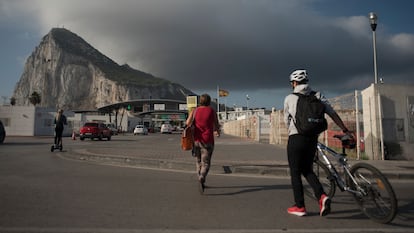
[{"xmin": 54, "ymin": 109, "xmax": 67, "ymax": 147}]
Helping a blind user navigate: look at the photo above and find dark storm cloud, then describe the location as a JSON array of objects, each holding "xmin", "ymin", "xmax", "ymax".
[{"xmin": 10, "ymin": 0, "xmax": 414, "ymax": 94}]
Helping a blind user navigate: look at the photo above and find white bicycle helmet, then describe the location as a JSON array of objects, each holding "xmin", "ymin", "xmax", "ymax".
[{"xmin": 289, "ymin": 69, "xmax": 308, "ymax": 82}]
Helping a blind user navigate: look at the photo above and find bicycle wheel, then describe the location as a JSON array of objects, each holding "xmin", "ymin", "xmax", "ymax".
[
  {"xmin": 349, "ymin": 162, "xmax": 398, "ymax": 224},
  {"xmin": 304, "ymin": 159, "xmax": 336, "ymax": 200}
]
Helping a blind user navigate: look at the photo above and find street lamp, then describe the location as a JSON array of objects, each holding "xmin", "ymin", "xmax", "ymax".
[
  {"xmin": 369, "ymin": 12, "xmax": 378, "ymax": 84},
  {"xmin": 246, "ymin": 95, "xmax": 250, "ymax": 110},
  {"xmin": 369, "ymin": 12, "xmax": 385, "ymax": 160}
]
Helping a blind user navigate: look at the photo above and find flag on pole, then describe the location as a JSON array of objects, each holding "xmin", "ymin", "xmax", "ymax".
[{"xmin": 219, "ymin": 89, "xmax": 229, "ymax": 97}]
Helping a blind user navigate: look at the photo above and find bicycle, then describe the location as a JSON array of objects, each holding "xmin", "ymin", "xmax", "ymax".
[{"xmin": 304, "ymin": 134, "xmax": 398, "ymax": 224}]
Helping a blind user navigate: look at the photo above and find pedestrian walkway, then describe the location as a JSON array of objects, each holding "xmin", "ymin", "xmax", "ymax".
[{"xmin": 68, "ymin": 134, "xmax": 414, "ymax": 180}]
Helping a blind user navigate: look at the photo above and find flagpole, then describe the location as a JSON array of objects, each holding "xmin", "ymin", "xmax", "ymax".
[
  {"xmin": 217, "ymin": 85, "xmax": 220, "ymax": 114},
  {"xmin": 224, "ymin": 97, "xmax": 227, "ymax": 120}
]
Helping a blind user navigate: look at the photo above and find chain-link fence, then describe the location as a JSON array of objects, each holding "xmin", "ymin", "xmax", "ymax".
[
  {"xmin": 321, "ymin": 91, "xmax": 364, "ymax": 159},
  {"xmin": 222, "ymin": 85, "xmax": 414, "ymax": 160},
  {"xmin": 270, "ymin": 91, "xmax": 364, "ymax": 159}
]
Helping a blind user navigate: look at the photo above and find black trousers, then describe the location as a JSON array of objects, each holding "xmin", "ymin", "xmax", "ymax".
[
  {"xmin": 54, "ymin": 127, "xmax": 63, "ymax": 146},
  {"xmin": 287, "ymin": 134, "xmax": 324, "ymax": 207}
]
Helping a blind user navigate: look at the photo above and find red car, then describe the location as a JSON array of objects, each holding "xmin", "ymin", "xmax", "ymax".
[{"xmin": 79, "ymin": 122, "xmax": 112, "ymax": 141}]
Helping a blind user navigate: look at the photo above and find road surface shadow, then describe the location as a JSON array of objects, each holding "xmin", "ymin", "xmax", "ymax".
[{"xmin": 204, "ymin": 184, "xmax": 290, "ymax": 196}]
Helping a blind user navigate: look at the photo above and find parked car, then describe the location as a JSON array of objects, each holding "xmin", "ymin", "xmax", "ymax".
[
  {"xmin": 133, "ymin": 124, "xmax": 148, "ymax": 135},
  {"xmin": 106, "ymin": 123, "xmax": 118, "ymax": 135},
  {"xmin": 0, "ymin": 120, "xmax": 5, "ymax": 144},
  {"xmin": 160, "ymin": 123, "xmax": 172, "ymax": 134},
  {"xmin": 79, "ymin": 122, "xmax": 112, "ymax": 141}
]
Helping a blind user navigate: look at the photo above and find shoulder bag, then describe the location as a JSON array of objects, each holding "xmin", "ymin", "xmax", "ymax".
[{"xmin": 181, "ymin": 108, "xmax": 196, "ymax": 151}]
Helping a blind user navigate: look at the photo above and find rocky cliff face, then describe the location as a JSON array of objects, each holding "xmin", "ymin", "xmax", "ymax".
[{"xmin": 13, "ymin": 28, "xmax": 195, "ymax": 110}]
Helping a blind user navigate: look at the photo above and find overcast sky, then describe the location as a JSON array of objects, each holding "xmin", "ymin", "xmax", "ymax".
[{"xmin": 1, "ymin": 0, "xmax": 413, "ymax": 109}]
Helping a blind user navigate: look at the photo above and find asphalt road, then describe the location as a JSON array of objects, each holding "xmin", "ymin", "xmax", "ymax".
[{"xmin": 0, "ymin": 135, "xmax": 413, "ymax": 233}]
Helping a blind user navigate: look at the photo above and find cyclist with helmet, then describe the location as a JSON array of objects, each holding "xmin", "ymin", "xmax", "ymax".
[{"xmin": 283, "ymin": 69, "xmax": 350, "ymax": 217}]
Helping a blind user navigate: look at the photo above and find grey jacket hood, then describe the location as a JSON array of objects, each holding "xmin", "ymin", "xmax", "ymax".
[{"xmin": 294, "ymin": 84, "xmax": 312, "ymax": 95}]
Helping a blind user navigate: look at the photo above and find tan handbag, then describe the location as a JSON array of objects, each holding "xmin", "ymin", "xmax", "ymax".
[
  {"xmin": 181, "ymin": 126, "xmax": 194, "ymax": 151},
  {"xmin": 181, "ymin": 108, "xmax": 196, "ymax": 151}
]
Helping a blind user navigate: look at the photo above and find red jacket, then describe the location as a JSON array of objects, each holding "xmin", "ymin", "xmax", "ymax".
[{"xmin": 193, "ymin": 106, "xmax": 218, "ymax": 144}]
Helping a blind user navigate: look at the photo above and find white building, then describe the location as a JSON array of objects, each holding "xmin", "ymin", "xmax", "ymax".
[{"xmin": 362, "ymin": 83, "xmax": 414, "ymax": 160}]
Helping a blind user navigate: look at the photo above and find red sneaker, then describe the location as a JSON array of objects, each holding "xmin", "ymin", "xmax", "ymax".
[
  {"xmin": 319, "ymin": 194, "xmax": 331, "ymax": 216},
  {"xmin": 287, "ymin": 205, "xmax": 307, "ymax": 216}
]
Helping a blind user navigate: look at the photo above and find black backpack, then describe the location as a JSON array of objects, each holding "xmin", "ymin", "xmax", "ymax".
[{"xmin": 293, "ymin": 91, "xmax": 327, "ymax": 135}]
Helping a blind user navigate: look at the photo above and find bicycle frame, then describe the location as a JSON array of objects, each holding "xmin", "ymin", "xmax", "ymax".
[
  {"xmin": 314, "ymin": 137, "xmax": 398, "ymax": 224},
  {"xmin": 316, "ymin": 142, "xmax": 366, "ymax": 196}
]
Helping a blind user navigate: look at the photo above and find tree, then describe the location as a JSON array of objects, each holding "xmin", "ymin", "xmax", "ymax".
[
  {"xmin": 29, "ymin": 91, "xmax": 41, "ymax": 106},
  {"xmin": 10, "ymin": 97, "xmax": 16, "ymax": 106}
]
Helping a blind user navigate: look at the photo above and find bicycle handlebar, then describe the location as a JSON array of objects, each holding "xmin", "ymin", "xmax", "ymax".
[
  {"xmin": 333, "ymin": 133, "xmax": 356, "ymax": 150},
  {"xmin": 333, "ymin": 134, "xmax": 352, "ymax": 140}
]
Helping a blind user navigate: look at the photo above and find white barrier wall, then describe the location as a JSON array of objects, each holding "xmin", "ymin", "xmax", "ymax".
[
  {"xmin": 0, "ymin": 105, "xmax": 134, "ymax": 136},
  {"xmin": 0, "ymin": 106, "xmax": 75, "ymax": 136},
  {"xmin": 0, "ymin": 106, "xmax": 36, "ymax": 136}
]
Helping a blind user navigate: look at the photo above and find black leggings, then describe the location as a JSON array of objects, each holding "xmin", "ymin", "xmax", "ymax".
[
  {"xmin": 54, "ymin": 127, "xmax": 63, "ymax": 146},
  {"xmin": 287, "ymin": 134, "xmax": 324, "ymax": 207}
]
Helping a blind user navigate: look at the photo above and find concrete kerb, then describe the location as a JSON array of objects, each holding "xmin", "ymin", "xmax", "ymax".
[
  {"xmin": 67, "ymin": 149, "xmax": 196, "ymax": 171},
  {"xmin": 350, "ymin": 160, "xmax": 414, "ymax": 181},
  {"xmin": 65, "ymin": 148, "xmax": 414, "ymax": 180},
  {"xmin": 65, "ymin": 148, "xmax": 292, "ymax": 177}
]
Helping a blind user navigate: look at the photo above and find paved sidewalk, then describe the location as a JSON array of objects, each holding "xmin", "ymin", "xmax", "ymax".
[{"xmin": 66, "ymin": 134, "xmax": 414, "ymax": 180}]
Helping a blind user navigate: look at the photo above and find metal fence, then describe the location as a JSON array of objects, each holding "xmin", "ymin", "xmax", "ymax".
[
  {"xmin": 270, "ymin": 91, "xmax": 364, "ymax": 158},
  {"xmin": 223, "ymin": 91, "xmax": 364, "ymax": 159}
]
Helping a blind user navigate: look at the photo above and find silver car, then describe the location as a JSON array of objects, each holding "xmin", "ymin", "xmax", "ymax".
[
  {"xmin": 106, "ymin": 123, "xmax": 118, "ymax": 135},
  {"xmin": 160, "ymin": 123, "xmax": 172, "ymax": 134},
  {"xmin": 133, "ymin": 125, "xmax": 148, "ymax": 135}
]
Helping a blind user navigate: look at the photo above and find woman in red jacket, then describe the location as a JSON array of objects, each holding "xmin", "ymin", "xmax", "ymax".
[{"xmin": 186, "ymin": 94, "xmax": 221, "ymax": 193}]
